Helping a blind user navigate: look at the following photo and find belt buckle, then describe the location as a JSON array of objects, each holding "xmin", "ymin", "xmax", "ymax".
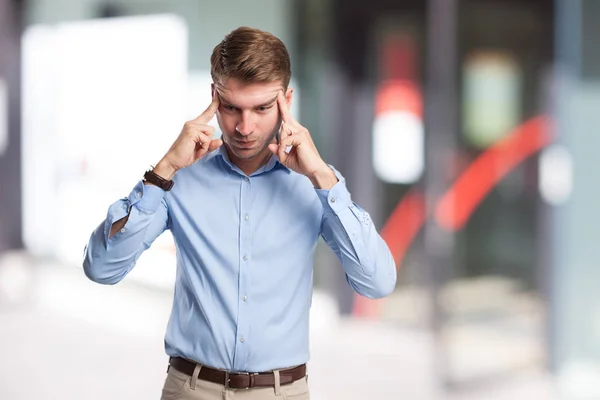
[
  {"xmin": 247, "ymin": 372, "xmax": 259, "ymax": 389},
  {"xmin": 225, "ymin": 371, "xmax": 258, "ymax": 389}
]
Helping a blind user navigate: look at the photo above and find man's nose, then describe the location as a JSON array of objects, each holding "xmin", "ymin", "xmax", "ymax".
[{"xmin": 236, "ymin": 112, "xmax": 254, "ymax": 136}]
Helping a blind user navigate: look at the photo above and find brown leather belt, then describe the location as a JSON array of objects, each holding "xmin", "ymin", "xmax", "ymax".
[{"xmin": 168, "ymin": 357, "xmax": 306, "ymax": 389}]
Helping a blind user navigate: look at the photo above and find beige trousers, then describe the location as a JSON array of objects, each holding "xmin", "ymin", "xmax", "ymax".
[{"xmin": 160, "ymin": 364, "xmax": 310, "ymax": 400}]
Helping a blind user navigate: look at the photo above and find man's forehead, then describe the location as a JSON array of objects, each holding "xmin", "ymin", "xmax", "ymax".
[{"xmin": 215, "ymin": 81, "xmax": 282, "ymax": 104}]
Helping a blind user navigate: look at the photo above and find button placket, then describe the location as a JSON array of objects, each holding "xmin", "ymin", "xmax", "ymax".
[{"xmin": 233, "ymin": 174, "xmax": 252, "ymax": 370}]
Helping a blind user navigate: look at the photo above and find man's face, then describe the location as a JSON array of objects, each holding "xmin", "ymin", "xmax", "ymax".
[{"xmin": 214, "ymin": 78, "xmax": 292, "ymax": 161}]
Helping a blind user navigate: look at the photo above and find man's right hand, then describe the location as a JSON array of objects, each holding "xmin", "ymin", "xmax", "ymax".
[{"xmin": 153, "ymin": 94, "xmax": 222, "ymax": 180}]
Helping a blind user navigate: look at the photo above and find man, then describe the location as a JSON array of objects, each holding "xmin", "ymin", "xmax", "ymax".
[{"xmin": 83, "ymin": 26, "xmax": 396, "ymax": 400}]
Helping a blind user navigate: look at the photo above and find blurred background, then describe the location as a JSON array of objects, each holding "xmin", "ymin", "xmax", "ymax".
[{"xmin": 0, "ymin": 0, "xmax": 599, "ymax": 398}]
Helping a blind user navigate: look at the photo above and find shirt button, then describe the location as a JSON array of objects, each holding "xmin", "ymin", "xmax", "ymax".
[
  {"xmin": 330, "ymin": 197, "xmax": 336, "ymax": 203},
  {"xmin": 244, "ymin": 177, "xmax": 249, "ymax": 182},
  {"xmin": 240, "ymin": 337, "xmax": 245, "ymax": 343},
  {"xmin": 244, "ymin": 214, "xmax": 249, "ymax": 221},
  {"xmin": 242, "ymin": 295, "xmax": 247, "ymax": 301},
  {"xmin": 137, "ymin": 191, "xmax": 142, "ymax": 197},
  {"xmin": 120, "ymin": 228, "xmax": 126, "ymax": 233},
  {"xmin": 243, "ymin": 255, "xmax": 248, "ymax": 261}
]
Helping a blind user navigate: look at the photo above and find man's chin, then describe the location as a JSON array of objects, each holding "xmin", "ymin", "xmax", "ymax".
[
  {"xmin": 231, "ymin": 149, "xmax": 257, "ymax": 159},
  {"xmin": 229, "ymin": 146, "xmax": 267, "ymax": 160}
]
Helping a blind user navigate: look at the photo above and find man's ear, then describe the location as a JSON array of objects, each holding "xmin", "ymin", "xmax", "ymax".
[
  {"xmin": 211, "ymin": 83, "xmax": 216, "ymax": 98},
  {"xmin": 285, "ymin": 87, "xmax": 293, "ymax": 108}
]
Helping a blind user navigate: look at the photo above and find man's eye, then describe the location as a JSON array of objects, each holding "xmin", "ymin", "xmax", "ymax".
[
  {"xmin": 224, "ymin": 105, "xmax": 236, "ymax": 111},
  {"xmin": 258, "ymin": 106, "xmax": 273, "ymax": 112}
]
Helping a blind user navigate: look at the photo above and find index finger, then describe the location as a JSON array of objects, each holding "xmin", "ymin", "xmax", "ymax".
[
  {"xmin": 195, "ymin": 93, "xmax": 220, "ymax": 123},
  {"xmin": 277, "ymin": 91, "xmax": 292, "ymax": 124}
]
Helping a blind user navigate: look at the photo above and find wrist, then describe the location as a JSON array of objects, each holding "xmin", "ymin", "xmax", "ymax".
[
  {"xmin": 153, "ymin": 159, "xmax": 178, "ymax": 181},
  {"xmin": 309, "ymin": 164, "xmax": 338, "ymax": 190}
]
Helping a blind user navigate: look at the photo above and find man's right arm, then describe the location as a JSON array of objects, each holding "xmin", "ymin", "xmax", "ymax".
[
  {"xmin": 84, "ymin": 93, "xmax": 222, "ymax": 285},
  {"xmin": 82, "ymin": 180, "xmax": 169, "ymax": 285}
]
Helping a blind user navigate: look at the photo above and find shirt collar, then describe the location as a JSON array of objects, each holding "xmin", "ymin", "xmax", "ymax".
[{"xmin": 215, "ymin": 145, "xmax": 291, "ymax": 177}]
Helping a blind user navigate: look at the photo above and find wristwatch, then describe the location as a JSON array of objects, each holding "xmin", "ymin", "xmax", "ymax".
[{"xmin": 143, "ymin": 169, "xmax": 175, "ymax": 191}]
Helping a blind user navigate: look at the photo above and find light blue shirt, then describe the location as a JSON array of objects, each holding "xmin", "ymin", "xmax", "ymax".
[{"xmin": 83, "ymin": 146, "xmax": 396, "ymax": 372}]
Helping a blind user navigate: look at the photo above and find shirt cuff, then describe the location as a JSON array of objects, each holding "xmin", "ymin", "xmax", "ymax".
[
  {"xmin": 315, "ymin": 167, "xmax": 352, "ymax": 214},
  {"xmin": 128, "ymin": 180, "xmax": 166, "ymax": 213}
]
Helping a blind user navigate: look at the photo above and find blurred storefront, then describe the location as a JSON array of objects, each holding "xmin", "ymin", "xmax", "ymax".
[
  {"xmin": 294, "ymin": 0, "xmax": 600, "ymax": 396},
  {"xmin": 295, "ymin": 0, "xmax": 554, "ymax": 388}
]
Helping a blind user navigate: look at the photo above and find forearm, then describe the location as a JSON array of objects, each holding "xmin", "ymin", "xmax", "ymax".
[
  {"xmin": 322, "ymin": 208, "xmax": 397, "ymax": 298},
  {"xmin": 308, "ymin": 164, "xmax": 338, "ymax": 190},
  {"xmin": 150, "ymin": 158, "xmax": 178, "ymax": 181},
  {"xmin": 318, "ymin": 168, "xmax": 397, "ymax": 298}
]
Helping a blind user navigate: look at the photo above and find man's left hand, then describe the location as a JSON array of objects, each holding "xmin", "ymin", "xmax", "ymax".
[{"xmin": 268, "ymin": 91, "xmax": 338, "ymax": 189}]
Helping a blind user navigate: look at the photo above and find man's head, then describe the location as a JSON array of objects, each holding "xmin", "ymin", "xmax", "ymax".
[
  {"xmin": 211, "ymin": 26, "xmax": 291, "ymax": 89},
  {"xmin": 210, "ymin": 27, "xmax": 293, "ymax": 167}
]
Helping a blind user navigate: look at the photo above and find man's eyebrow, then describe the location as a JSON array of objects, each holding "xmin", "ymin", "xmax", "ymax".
[
  {"xmin": 216, "ymin": 93, "xmax": 232, "ymax": 105},
  {"xmin": 256, "ymin": 96, "xmax": 278, "ymax": 108}
]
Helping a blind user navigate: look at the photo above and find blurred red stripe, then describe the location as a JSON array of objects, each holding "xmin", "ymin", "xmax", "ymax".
[
  {"xmin": 352, "ymin": 115, "xmax": 552, "ymax": 318},
  {"xmin": 435, "ymin": 116, "xmax": 552, "ymax": 231}
]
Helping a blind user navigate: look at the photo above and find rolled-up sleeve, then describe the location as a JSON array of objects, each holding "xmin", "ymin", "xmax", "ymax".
[{"xmin": 83, "ymin": 180, "xmax": 169, "ymax": 285}]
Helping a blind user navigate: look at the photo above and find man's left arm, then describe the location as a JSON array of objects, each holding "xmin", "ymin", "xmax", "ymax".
[
  {"xmin": 270, "ymin": 91, "xmax": 396, "ymax": 298},
  {"xmin": 315, "ymin": 167, "xmax": 397, "ymax": 299}
]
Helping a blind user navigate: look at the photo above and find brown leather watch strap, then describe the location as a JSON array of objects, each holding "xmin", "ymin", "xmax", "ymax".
[{"xmin": 143, "ymin": 169, "xmax": 174, "ymax": 191}]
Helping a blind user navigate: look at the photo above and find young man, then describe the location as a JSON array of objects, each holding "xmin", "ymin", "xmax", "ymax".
[{"xmin": 83, "ymin": 26, "xmax": 396, "ymax": 400}]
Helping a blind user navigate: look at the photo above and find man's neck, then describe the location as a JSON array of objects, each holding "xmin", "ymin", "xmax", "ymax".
[{"xmin": 225, "ymin": 145, "xmax": 275, "ymax": 176}]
